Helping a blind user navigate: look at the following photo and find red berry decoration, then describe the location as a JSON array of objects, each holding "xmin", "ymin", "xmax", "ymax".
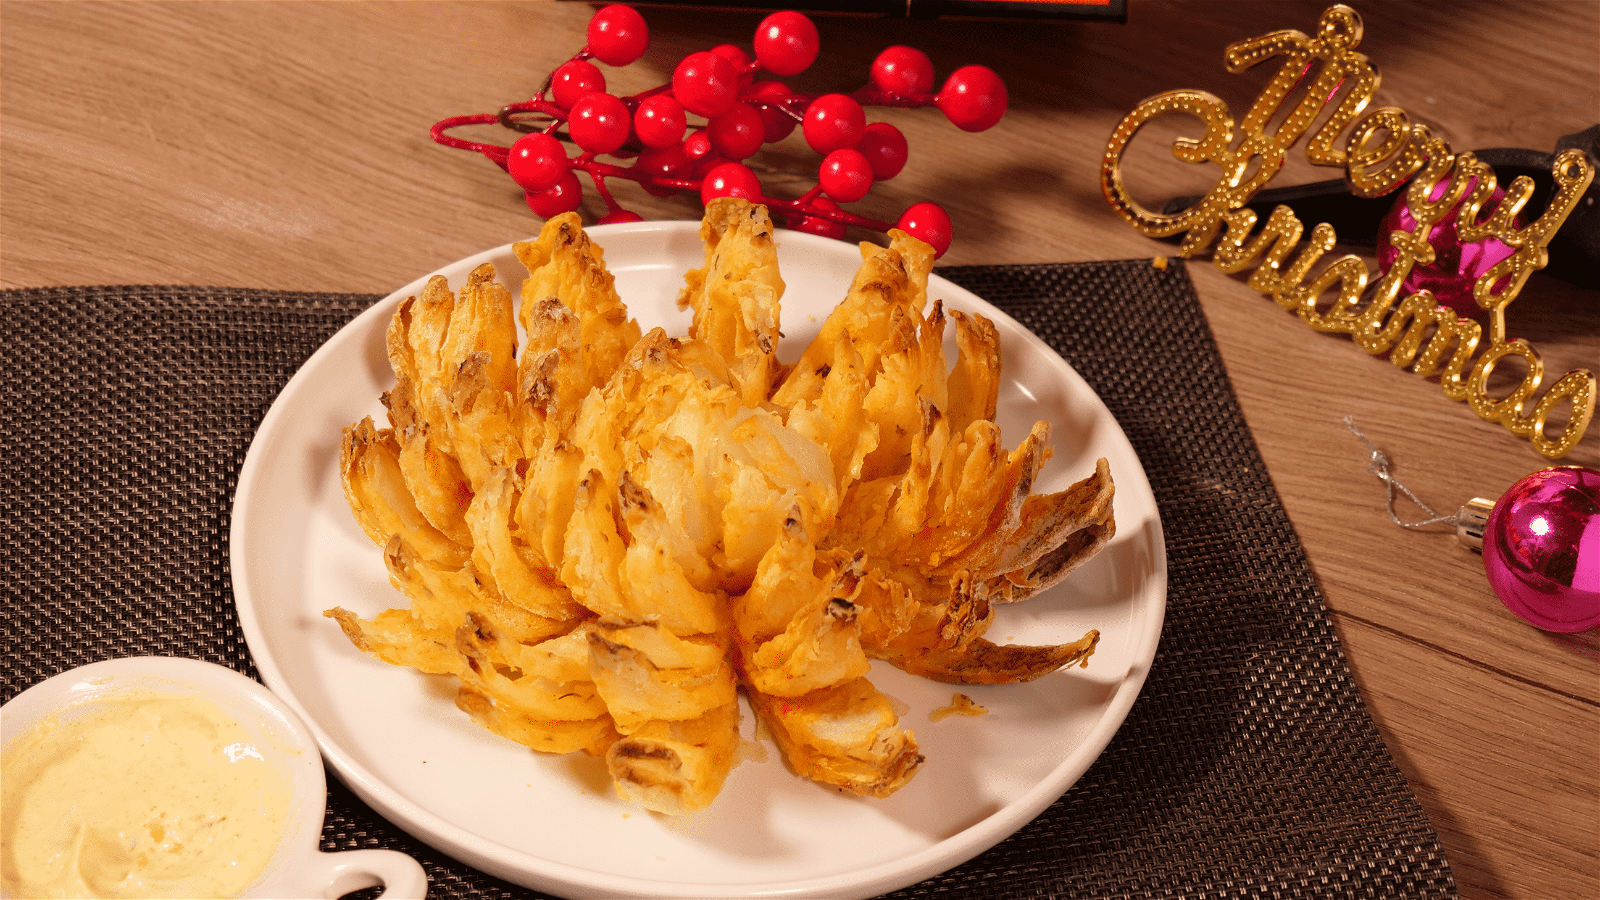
[
  {"xmin": 550, "ymin": 60, "xmax": 605, "ymax": 110},
  {"xmin": 431, "ymin": 6, "xmax": 1007, "ymax": 254},
  {"xmin": 586, "ymin": 5, "xmax": 649, "ymax": 67},
  {"xmin": 674, "ymin": 51, "xmax": 740, "ymax": 119},
  {"xmin": 526, "ymin": 169, "xmax": 584, "ymax": 217},
  {"xmin": 753, "ymin": 10, "xmax": 820, "ymax": 77},
  {"xmin": 936, "ymin": 65, "xmax": 1007, "ymax": 133},
  {"xmin": 567, "ymin": 92, "xmax": 630, "ymax": 155},
  {"xmin": 748, "ymin": 80, "xmax": 799, "ymax": 142},
  {"xmin": 897, "ymin": 202, "xmax": 952, "ymax": 257},
  {"xmin": 711, "ymin": 43, "xmax": 757, "ymax": 93},
  {"xmin": 707, "ymin": 102, "xmax": 765, "ymax": 161},
  {"xmin": 701, "ymin": 162, "xmax": 762, "ymax": 204},
  {"xmin": 819, "ymin": 149, "xmax": 873, "ymax": 203},
  {"xmin": 633, "ymin": 94, "xmax": 687, "ymax": 150},
  {"xmin": 803, "ymin": 93, "xmax": 865, "ymax": 155},
  {"xmin": 682, "ymin": 129, "xmax": 713, "ymax": 162},
  {"xmin": 858, "ymin": 122, "xmax": 908, "ymax": 180},
  {"xmin": 506, "ymin": 132, "xmax": 570, "ymax": 192},
  {"xmin": 871, "ymin": 46, "xmax": 934, "ymax": 96},
  {"xmin": 786, "ymin": 197, "xmax": 847, "ymax": 240},
  {"xmin": 633, "ymin": 144, "xmax": 689, "ymax": 197}
]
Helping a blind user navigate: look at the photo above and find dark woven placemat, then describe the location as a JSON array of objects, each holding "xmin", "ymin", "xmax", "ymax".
[{"xmin": 0, "ymin": 263, "xmax": 1457, "ymax": 900}]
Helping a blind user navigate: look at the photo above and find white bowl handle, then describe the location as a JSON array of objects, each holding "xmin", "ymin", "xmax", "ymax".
[{"xmin": 306, "ymin": 848, "xmax": 429, "ymax": 899}]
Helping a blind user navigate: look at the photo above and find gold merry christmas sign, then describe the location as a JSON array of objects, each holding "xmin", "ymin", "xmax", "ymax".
[{"xmin": 1101, "ymin": 4, "xmax": 1595, "ymax": 458}]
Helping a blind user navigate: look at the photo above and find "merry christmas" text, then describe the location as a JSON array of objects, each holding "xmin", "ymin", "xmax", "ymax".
[{"xmin": 1101, "ymin": 3, "xmax": 1594, "ymax": 458}]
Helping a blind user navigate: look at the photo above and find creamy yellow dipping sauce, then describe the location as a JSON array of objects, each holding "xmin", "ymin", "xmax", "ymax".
[{"xmin": 1, "ymin": 688, "xmax": 296, "ymax": 899}]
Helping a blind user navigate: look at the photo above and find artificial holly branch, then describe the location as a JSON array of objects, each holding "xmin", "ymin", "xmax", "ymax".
[{"xmin": 430, "ymin": 5, "xmax": 1008, "ymax": 257}]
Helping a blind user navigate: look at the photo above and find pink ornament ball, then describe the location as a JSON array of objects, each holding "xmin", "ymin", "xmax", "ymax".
[
  {"xmin": 1376, "ymin": 177, "xmax": 1522, "ymax": 318},
  {"xmin": 1482, "ymin": 466, "xmax": 1599, "ymax": 633}
]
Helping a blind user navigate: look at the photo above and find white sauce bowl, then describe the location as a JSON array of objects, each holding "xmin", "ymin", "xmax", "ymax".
[{"xmin": 1, "ymin": 656, "xmax": 428, "ymax": 899}]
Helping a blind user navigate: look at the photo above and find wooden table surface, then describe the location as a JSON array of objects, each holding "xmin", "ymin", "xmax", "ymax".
[{"xmin": 3, "ymin": 1, "xmax": 1595, "ymax": 897}]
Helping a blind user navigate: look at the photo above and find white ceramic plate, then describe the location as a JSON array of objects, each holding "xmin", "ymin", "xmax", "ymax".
[{"xmin": 230, "ymin": 221, "xmax": 1167, "ymax": 900}]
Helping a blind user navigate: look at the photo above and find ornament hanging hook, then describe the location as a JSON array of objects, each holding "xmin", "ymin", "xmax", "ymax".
[
  {"xmin": 1343, "ymin": 415, "xmax": 1457, "ymax": 529},
  {"xmin": 1343, "ymin": 415, "xmax": 1499, "ymax": 548}
]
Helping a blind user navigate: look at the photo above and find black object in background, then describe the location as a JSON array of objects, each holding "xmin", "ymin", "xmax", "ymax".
[
  {"xmin": 1159, "ymin": 127, "xmax": 1600, "ymax": 289},
  {"xmin": 605, "ymin": 0, "xmax": 1127, "ymax": 23}
]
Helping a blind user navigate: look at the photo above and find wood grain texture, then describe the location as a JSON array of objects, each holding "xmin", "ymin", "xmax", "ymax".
[{"xmin": 2, "ymin": 2, "xmax": 1595, "ymax": 898}]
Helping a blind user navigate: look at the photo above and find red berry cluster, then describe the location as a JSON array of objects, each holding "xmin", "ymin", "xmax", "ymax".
[{"xmin": 430, "ymin": 5, "xmax": 1009, "ymax": 257}]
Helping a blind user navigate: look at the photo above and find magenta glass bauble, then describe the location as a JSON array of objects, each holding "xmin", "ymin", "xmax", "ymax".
[
  {"xmin": 1377, "ymin": 178, "xmax": 1521, "ymax": 318},
  {"xmin": 1481, "ymin": 466, "xmax": 1600, "ymax": 632}
]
